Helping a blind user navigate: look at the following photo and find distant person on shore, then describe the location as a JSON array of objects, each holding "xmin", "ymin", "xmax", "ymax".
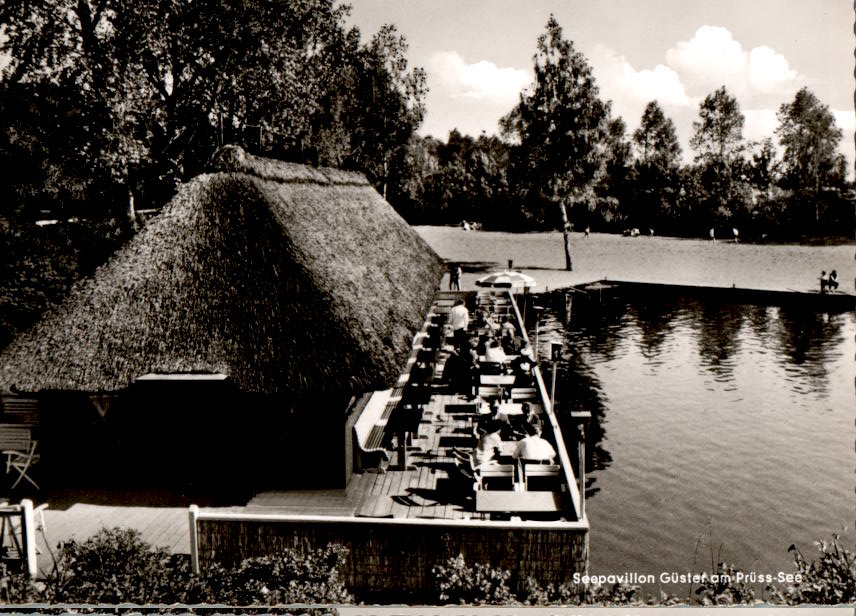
[
  {"xmin": 820, "ymin": 271, "xmax": 829, "ymax": 293},
  {"xmin": 450, "ymin": 299, "xmax": 469, "ymax": 349},
  {"xmin": 449, "ymin": 263, "xmax": 461, "ymax": 291},
  {"xmin": 584, "ymin": 226, "xmax": 590, "ymax": 238},
  {"xmin": 709, "ymin": 228, "xmax": 716, "ymax": 243},
  {"xmin": 829, "ymin": 270, "xmax": 839, "ymax": 291},
  {"xmin": 732, "ymin": 227, "xmax": 739, "ymax": 243}
]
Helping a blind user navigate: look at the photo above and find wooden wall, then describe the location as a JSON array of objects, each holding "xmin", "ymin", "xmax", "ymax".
[{"xmin": 196, "ymin": 515, "xmax": 588, "ymax": 602}]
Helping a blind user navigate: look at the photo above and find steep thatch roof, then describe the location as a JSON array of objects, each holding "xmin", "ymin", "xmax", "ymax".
[{"xmin": 0, "ymin": 146, "xmax": 443, "ymax": 395}]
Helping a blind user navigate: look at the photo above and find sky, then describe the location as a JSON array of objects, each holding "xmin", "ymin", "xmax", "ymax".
[{"xmin": 345, "ymin": 0, "xmax": 855, "ymax": 172}]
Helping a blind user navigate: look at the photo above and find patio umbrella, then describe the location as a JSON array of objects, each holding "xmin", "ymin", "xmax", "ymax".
[
  {"xmin": 512, "ymin": 435, "xmax": 556, "ymax": 461},
  {"xmin": 475, "ymin": 270, "xmax": 536, "ymax": 290}
]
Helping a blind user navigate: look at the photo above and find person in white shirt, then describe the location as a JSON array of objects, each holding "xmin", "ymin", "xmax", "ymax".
[
  {"xmin": 484, "ymin": 339, "xmax": 507, "ymax": 363},
  {"xmin": 449, "ymin": 299, "xmax": 469, "ymax": 350}
]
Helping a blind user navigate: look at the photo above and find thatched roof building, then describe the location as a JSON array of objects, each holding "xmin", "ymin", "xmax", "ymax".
[{"xmin": 0, "ymin": 146, "xmax": 443, "ymax": 396}]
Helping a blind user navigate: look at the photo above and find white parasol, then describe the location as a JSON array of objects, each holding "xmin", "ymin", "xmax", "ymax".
[
  {"xmin": 512, "ymin": 435, "xmax": 557, "ymax": 461},
  {"xmin": 475, "ymin": 270, "xmax": 536, "ymax": 290}
]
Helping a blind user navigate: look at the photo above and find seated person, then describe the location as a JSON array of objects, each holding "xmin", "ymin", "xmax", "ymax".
[
  {"xmin": 511, "ymin": 346, "xmax": 534, "ymax": 379},
  {"xmin": 477, "ymin": 309, "xmax": 500, "ymax": 332},
  {"xmin": 523, "ymin": 403, "xmax": 544, "ymax": 436},
  {"xmin": 451, "ymin": 420, "xmax": 504, "ymax": 472},
  {"xmin": 829, "ymin": 270, "xmax": 840, "ymax": 290},
  {"xmin": 484, "ymin": 339, "xmax": 508, "ymax": 363},
  {"xmin": 501, "ymin": 329, "xmax": 521, "ymax": 354}
]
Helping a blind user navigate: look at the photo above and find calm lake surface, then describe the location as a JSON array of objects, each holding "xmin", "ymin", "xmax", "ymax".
[{"xmin": 530, "ymin": 289, "xmax": 854, "ymax": 589}]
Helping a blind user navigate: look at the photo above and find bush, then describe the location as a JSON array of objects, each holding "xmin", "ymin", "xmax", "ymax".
[
  {"xmin": 780, "ymin": 535, "xmax": 856, "ymax": 605},
  {"xmin": 44, "ymin": 528, "xmax": 198, "ymax": 604},
  {"xmin": 694, "ymin": 562, "xmax": 758, "ymax": 605},
  {"xmin": 39, "ymin": 527, "xmax": 352, "ymax": 606},
  {"xmin": 432, "ymin": 554, "xmax": 515, "ymax": 605},
  {"xmin": 208, "ymin": 543, "xmax": 352, "ymax": 605}
]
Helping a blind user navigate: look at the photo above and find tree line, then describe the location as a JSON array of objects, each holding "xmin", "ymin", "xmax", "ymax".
[
  {"xmin": 0, "ymin": 8, "xmax": 852, "ymax": 341},
  {"xmin": 398, "ymin": 17, "xmax": 852, "ymax": 254}
]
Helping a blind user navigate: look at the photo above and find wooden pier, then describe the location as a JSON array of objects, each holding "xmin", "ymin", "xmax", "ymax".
[{"xmin": 191, "ymin": 289, "xmax": 589, "ymax": 601}]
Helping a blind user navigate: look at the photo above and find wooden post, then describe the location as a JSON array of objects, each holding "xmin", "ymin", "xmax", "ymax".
[
  {"xmin": 570, "ymin": 411, "xmax": 591, "ymax": 521},
  {"xmin": 188, "ymin": 504, "xmax": 200, "ymax": 574},
  {"xmin": 20, "ymin": 499, "xmax": 36, "ymax": 578}
]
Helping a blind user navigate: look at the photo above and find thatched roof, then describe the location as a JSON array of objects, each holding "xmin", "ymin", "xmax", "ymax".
[{"xmin": 0, "ymin": 146, "xmax": 443, "ymax": 395}]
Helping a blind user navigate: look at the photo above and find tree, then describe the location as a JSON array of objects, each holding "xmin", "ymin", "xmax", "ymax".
[
  {"xmin": 634, "ymin": 101, "xmax": 681, "ymax": 169},
  {"xmin": 689, "ymin": 87, "xmax": 749, "ymax": 232},
  {"xmin": 690, "ymin": 86, "xmax": 745, "ymax": 167},
  {"xmin": 775, "ymin": 87, "xmax": 845, "ymax": 224},
  {"xmin": 501, "ymin": 15, "xmax": 610, "ymax": 270},
  {"xmin": 0, "ymin": 1, "xmax": 427, "ymax": 217},
  {"xmin": 631, "ymin": 101, "xmax": 681, "ymax": 231}
]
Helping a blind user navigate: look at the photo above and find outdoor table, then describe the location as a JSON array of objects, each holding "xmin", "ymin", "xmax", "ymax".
[
  {"xmin": 495, "ymin": 402, "xmax": 524, "ymax": 423},
  {"xmin": 480, "ymin": 374, "xmax": 516, "ymax": 386}
]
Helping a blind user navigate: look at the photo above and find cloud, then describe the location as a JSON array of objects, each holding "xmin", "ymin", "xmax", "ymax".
[
  {"xmin": 832, "ymin": 109, "xmax": 856, "ymax": 133},
  {"xmin": 748, "ymin": 47, "xmax": 798, "ymax": 93},
  {"xmin": 427, "ymin": 51, "xmax": 530, "ymax": 105},
  {"xmin": 590, "ymin": 44, "xmax": 691, "ymax": 111},
  {"xmin": 664, "ymin": 26, "xmax": 800, "ymax": 102}
]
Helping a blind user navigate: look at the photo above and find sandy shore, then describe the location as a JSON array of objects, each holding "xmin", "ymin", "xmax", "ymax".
[{"xmin": 416, "ymin": 226, "xmax": 856, "ymax": 295}]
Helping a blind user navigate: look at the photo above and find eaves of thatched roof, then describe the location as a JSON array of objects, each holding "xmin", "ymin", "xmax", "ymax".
[{"xmin": 0, "ymin": 146, "xmax": 443, "ymax": 395}]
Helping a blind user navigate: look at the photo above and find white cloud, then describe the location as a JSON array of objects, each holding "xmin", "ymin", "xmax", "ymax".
[
  {"xmin": 665, "ymin": 25, "xmax": 746, "ymax": 88},
  {"xmin": 832, "ymin": 109, "xmax": 856, "ymax": 133},
  {"xmin": 742, "ymin": 108, "xmax": 779, "ymax": 143},
  {"xmin": 590, "ymin": 44, "xmax": 690, "ymax": 110},
  {"xmin": 664, "ymin": 26, "xmax": 800, "ymax": 101},
  {"xmin": 748, "ymin": 47, "xmax": 798, "ymax": 93},
  {"xmin": 427, "ymin": 51, "xmax": 530, "ymax": 105}
]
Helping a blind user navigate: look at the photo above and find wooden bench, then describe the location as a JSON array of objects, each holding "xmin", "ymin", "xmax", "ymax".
[
  {"xmin": 476, "ymin": 464, "xmax": 517, "ymax": 491},
  {"xmin": 510, "ymin": 387, "xmax": 537, "ymax": 400},
  {"xmin": 522, "ymin": 464, "xmax": 563, "ymax": 491},
  {"xmin": 475, "ymin": 489, "xmax": 565, "ymax": 513},
  {"xmin": 353, "ymin": 390, "xmax": 393, "ymax": 472},
  {"xmin": 0, "ymin": 397, "xmax": 39, "ymax": 426}
]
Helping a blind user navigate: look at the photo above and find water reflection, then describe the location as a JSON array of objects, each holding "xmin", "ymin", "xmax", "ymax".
[{"xmin": 526, "ymin": 287, "xmax": 850, "ymax": 491}]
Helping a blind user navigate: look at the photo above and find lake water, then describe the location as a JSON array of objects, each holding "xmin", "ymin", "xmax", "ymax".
[{"xmin": 530, "ymin": 288, "xmax": 855, "ymax": 593}]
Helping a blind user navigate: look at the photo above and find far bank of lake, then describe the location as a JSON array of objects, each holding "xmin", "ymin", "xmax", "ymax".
[{"xmin": 415, "ymin": 226, "xmax": 856, "ymax": 295}]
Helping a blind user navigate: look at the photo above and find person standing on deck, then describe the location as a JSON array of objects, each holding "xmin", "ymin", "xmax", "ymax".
[
  {"xmin": 450, "ymin": 299, "xmax": 469, "ymax": 350},
  {"xmin": 820, "ymin": 270, "xmax": 829, "ymax": 293},
  {"xmin": 449, "ymin": 263, "xmax": 462, "ymax": 290}
]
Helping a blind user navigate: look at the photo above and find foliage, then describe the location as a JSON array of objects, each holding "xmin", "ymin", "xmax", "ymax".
[
  {"xmin": 16, "ymin": 527, "xmax": 352, "ymax": 606},
  {"xmin": 432, "ymin": 553, "xmax": 516, "ymax": 605},
  {"xmin": 690, "ymin": 86, "xmax": 745, "ymax": 167},
  {"xmin": 208, "ymin": 543, "xmax": 352, "ymax": 606},
  {"xmin": 0, "ymin": 217, "xmax": 131, "ymax": 349},
  {"xmin": 501, "ymin": 15, "xmax": 611, "ymax": 268},
  {"xmin": 779, "ymin": 535, "xmax": 856, "ymax": 604},
  {"xmin": 44, "ymin": 528, "xmax": 194, "ymax": 604},
  {"xmin": 0, "ymin": 0, "xmax": 426, "ymax": 218},
  {"xmin": 629, "ymin": 101, "xmax": 682, "ymax": 231},
  {"xmin": 694, "ymin": 562, "xmax": 758, "ymax": 605},
  {"xmin": 776, "ymin": 87, "xmax": 844, "ymax": 194}
]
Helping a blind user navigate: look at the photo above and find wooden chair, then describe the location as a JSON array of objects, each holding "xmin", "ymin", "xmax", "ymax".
[{"xmin": 0, "ymin": 425, "xmax": 39, "ymax": 490}]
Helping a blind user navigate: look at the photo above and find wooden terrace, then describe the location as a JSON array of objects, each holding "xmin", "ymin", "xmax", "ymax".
[{"xmin": 234, "ymin": 289, "xmax": 586, "ymax": 523}]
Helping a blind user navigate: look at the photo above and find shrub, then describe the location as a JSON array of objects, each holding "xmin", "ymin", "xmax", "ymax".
[
  {"xmin": 41, "ymin": 527, "xmax": 351, "ymax": 606},
  {"xmin": 44, "ymin": 528, "xmax": 198, "ymax": 604},
  {"xmin": 780, "ymin": 535, "xmax": 856, "ymax": 605},
  {"xmin": 694, "ymin": 562, "xmax": 757, "ymax": 605},
  {"xmin": 432, "ymin": 554, "xmax": 515, "ymax": 605},
  {"xmin": 208, "ymin": 543, "xmax": 352, "ymax": 605}
]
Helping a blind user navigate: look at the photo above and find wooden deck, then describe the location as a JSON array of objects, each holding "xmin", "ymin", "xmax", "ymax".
[{"xmin": 244, "ymin": 289, "xmax": 580, "ymax": 523}]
